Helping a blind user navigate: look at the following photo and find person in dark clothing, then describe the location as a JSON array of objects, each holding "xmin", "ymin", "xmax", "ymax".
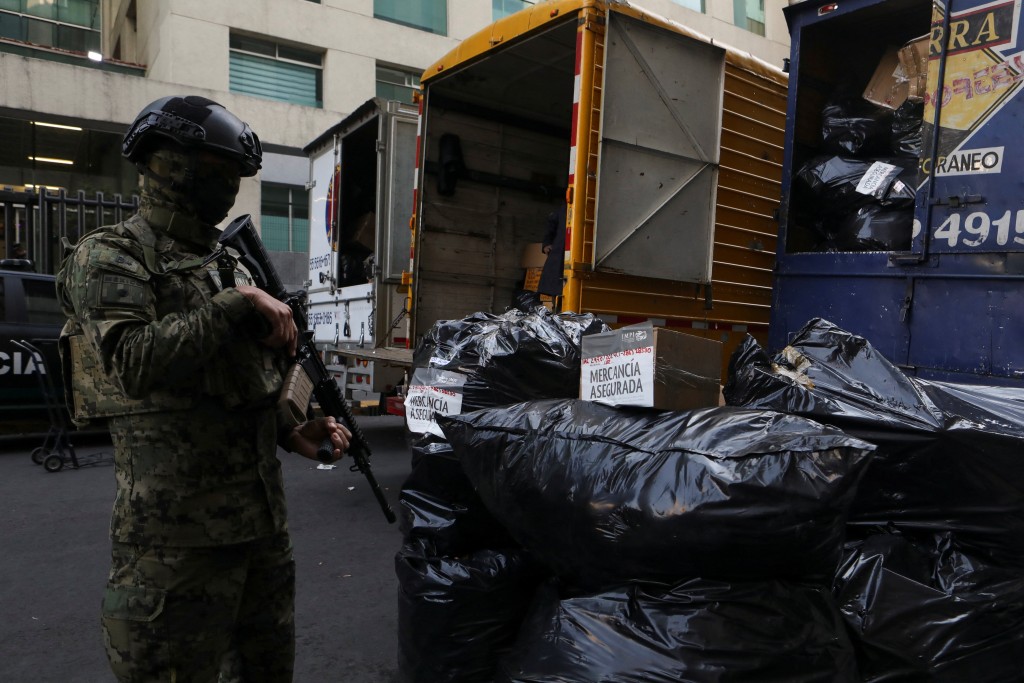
[{"xmin": 539, "ymin": 208, "xmax": 566, "ymax": 299}]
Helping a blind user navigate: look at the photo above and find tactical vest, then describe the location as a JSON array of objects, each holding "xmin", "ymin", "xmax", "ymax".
[{"xmin": 58, "ymin": 216, "xmax": 286, "ymax": 425}]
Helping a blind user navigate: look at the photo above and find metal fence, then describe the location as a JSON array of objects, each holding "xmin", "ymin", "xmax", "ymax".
[{"xmin": 1, "ymin": 187, "xmax": 139, "ymax": 275}]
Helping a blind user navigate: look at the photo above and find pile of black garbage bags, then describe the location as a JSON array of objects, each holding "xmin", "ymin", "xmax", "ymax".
[
  {"xmin": 725, "ymin": 318, "xmax": 1024, "ymax": 681},
  {"xmin": 395, "ymin": 294, "xmax": 609, "ymax": 682},
  {"xmin": 793, "ymin": 88, "xmax": 923, "ymax": 251},
  {"xmin": 395, "ymin": 308, "xmax": 1024, "ymax": 682}
]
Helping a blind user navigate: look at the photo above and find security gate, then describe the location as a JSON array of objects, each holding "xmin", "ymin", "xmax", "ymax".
[{"xmin": 1, "ymin": 188, "xmax": 139, "ymax": 275}]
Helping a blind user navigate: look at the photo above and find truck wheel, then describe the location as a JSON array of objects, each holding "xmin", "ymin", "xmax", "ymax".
[
  {"xmin": 31, "ymin": 447, "xmax": 49, "ymax": 465},
  {"xmin": 43, "ymin": 454, "xmax": 64, "ymax": 473}
]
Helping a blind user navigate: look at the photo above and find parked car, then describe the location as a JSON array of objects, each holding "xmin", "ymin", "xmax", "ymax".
[{"xmin": 0, "ymin": 259, "xmax": 66, "ymax": 432}]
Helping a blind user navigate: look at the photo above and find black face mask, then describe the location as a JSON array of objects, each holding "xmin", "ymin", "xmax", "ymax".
[{"xmin": 191, "ymin": 169, "xmax": 240, "ymax": 225}]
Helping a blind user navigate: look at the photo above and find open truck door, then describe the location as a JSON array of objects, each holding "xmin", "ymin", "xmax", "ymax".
[
  {"xmin": 411, "ymin": 1, "xmax": 787, "ymax": 381},
  {"xmin": 593, "ymin": 12, "xmax": 724, "ymax": 284},
  {"xmin": 304, "ymin": 98, "xmax": 417, "ymax": 410}
]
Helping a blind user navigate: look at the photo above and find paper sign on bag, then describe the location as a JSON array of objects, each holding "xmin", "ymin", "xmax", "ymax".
[{"xmin": 404, "ymin": 368, "xmax": 466, "ymax": 436}]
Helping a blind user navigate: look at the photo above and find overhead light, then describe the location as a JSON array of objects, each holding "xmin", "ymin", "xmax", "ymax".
[
  {"xmin": 28, "ymin": 156, "xmax": 74, "ymax": 165},
  {"xmin": 87, "ymin": 51, "xmax": 102, "ymax": 62},
  {"xmin": 31, "ymin": 121, "xmax": 83, "ymax": 131}
]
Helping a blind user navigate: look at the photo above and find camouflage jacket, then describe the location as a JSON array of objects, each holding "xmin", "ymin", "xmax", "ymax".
[{"xmin": 56, "ymin": 206, "xmax": 291, "ymax": 546}]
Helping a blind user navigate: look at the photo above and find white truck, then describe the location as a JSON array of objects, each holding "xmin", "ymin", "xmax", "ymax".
[{"xmin": 304, "ymin": 98, "xmax": 418, "ymax": 408}]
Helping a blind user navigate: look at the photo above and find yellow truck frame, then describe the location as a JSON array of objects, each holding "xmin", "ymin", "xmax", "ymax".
[{"xmin": 409, "ymin": 0, "xmax": 788, "ymax": 378}]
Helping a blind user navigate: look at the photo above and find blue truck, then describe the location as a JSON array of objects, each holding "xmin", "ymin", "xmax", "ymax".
[{"xmin": 771, "ymin": 0, "xmax": 1024, "ymax": 385}]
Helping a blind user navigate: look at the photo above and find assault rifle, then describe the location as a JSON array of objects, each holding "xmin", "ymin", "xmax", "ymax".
[{"xmin": 219, "ymin": 214, "xmax": 396, "ymax": 523}]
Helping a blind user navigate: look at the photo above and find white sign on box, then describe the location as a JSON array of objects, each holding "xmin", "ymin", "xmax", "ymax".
[
  {"xmin": 404, "ymin": 367, "xmax": 466, "ymax": 436},
  {"xmin": 580, "ymin": 322, "xmax": 656, "ymax": 407}
]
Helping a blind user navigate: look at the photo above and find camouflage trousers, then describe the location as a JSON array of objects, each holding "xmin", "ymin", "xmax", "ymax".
[{"xmin": 101, "ymin": 532, "xmax": 296, "ymax": 683}]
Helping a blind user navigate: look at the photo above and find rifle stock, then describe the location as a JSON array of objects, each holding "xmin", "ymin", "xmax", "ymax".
[{"xmin": 220, "ymin": 214, "xmax": 397, "ymax": 524}]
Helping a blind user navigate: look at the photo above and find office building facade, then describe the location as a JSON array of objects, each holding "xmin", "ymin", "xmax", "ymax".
[{"xmin": 1, "ymin": 0, "xmax": 789, "ymax": 277}]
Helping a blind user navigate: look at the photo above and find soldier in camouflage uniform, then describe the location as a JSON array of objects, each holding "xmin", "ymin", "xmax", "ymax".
[{"xmin": 56, "ymin": 96, "xmax": 350, "ymax": 683}]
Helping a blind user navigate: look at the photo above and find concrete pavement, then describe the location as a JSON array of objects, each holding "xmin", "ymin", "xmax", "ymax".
[{"xmin": 0, "ymin": 416, "xmax": 410, "ymax": 683}]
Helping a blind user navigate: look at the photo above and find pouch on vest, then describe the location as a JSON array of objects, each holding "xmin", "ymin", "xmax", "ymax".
[{"xmin": 59, "ymin": 320, "xmax": 193, "ymax": 426}]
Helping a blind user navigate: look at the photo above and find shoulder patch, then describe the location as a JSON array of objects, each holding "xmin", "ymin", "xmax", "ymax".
[
  {"xmin": 93, "ymin": 249, "xmax": 148, "ymax": 279},
  {"xmin": 79, "ymin": 243, "xmax": 152, "ymax": 310},
  {"xmin": 96, "ymin": 273, "xmax": 149, "ymax": 309}
]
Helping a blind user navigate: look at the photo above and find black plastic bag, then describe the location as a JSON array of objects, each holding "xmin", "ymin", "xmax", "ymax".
[
  {"xmin": 832, "ymin": 204, "xmax": 913, "ymax": 251},
  {"xmin": 834, "ymin": 531, "xmax": 1024, "ymax": 681},
  {"xmin": 724, "ymin": 318, "xmax": 1024, "ymax": 568},
  {"xmin": 796, "ymin": 155, "xmax": 917, "ymax": 213},
  {"xmin": 399, "ymin": 437, "xmax": 514, "ymax": 556},
  {"xmin": 793, "ymin": 155, "xmax": 917, "ymax": 250},
  {"xmin": 400, "ymin": 309, "xmax": 608, "ymax": 553},
  {"xmin": 497, "ymin": 578, "xmax": 859, "ymax": 683},
  {"xmin": 440, "ymin": 399, "xmax": 875, "ymax": 589},
  {"xmin": 891, "ymin": 99, "xmax": 924, "ymax": 158},
  {"xmin": 821, "ymin": 94, "xmax": 895, "ymax": 156},
  {"xmin": 410, "ymin": 307, "xmax": 607, "ymax": 414},
  {"xmin": 395, "ymin": 537, "xmax": 545, "ymax": 683},
  {"xmin": 508, "ymin": 289, "xmax": 546, "ymax": 314}
]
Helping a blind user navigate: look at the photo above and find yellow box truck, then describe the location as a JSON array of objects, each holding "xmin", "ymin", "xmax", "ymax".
[{"xmin": 407, "ymin": 0, "xmax": 788, "ymax": 379}]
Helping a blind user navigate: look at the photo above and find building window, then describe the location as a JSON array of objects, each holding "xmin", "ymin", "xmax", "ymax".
[
  {"xmin": 0, "ymin": 0, "xmax": 101, "ymax": 53},
  {"xmin": 669, "ymin": 0, "xmax": 705, "ymax": 13},
  {"xmin": 230, "ymin": 34, "xmax": 323, "ymax": 108},
  {"xmin": 374, "ymin": 0, "xmax": 446, "ymax": 36},
  {"xmin": 734, "ymin": 0, "xmax": 765, "ymax": 35},
  {"xmin": 0, "ymin": 116, "xmax": 138, "ymax": 198},
  {"xmin": 261, "ymin": 184, "xmax": 309, "ymax": 253},
  {"xmin": 493, "ymin": 0, "xmax": 534, "ymax": 20},
  {"xmin": 376, "ymin": 65, "xmax": 420, "ymax": 105}
]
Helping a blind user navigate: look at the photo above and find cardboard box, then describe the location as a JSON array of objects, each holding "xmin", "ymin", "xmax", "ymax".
[
  {"xmin": 523, "ymin": 266, "xmax": 542, "ymax": 291},
  {"xmin": 898, "ymin": 35, "xmax": 929, "ymax": 100},
  {"xmin": 580, "ymin": 322, "xmax": 722, "ymax": 411},
  {"xmin": 521, "ymin": 242, "xmax": 547, "ymax": 268},
  {"xmin": 863, "ymin": 46, "xmax": 910, "ymax": 109},
  {"xmin": 350, "ymin": 211, "xmax": 376, "ymax": 251}
]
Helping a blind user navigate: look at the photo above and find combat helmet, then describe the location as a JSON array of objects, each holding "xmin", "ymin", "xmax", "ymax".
[{"xmin": 122, "ymin": 95, "xmax": 262, "ymax": 176}]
